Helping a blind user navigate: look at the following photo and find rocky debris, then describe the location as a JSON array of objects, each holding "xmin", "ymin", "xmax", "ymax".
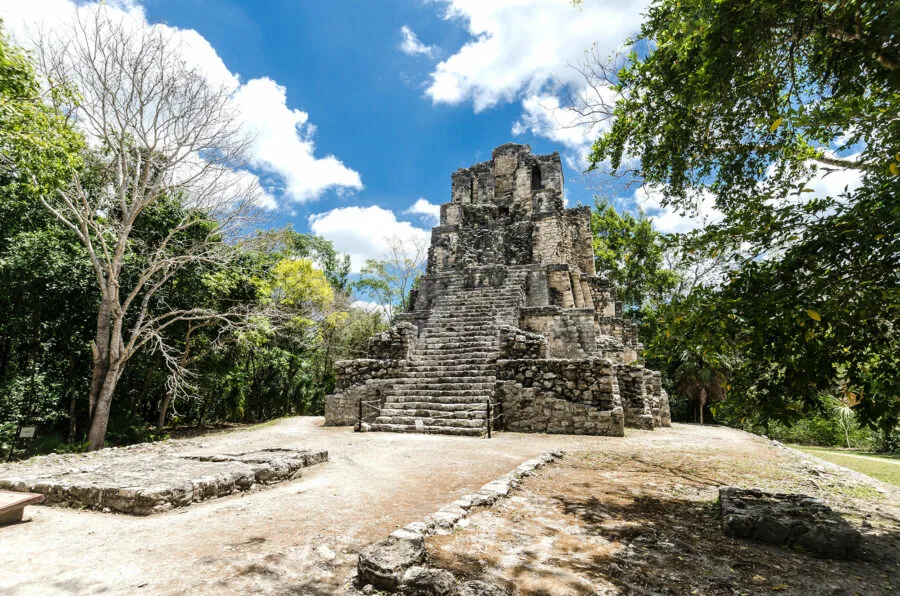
[
  {"xmin": 357, "ymin": 535, "xmax": 426, "ymax": 591},
  {"xmin": 356, "ymin": 451, "xmax": 561, "ymax": 592},
  {"xmin": 0, "ymin": 447, "xmax": 327, "ymax": 515},
  {"xmin": 451, "ymin": 580, "xmax": 508, "ymax": 596},
  {"xmin": 400, "ymin": 566, "xmax": 456, "ymax": 595},
  {"xmin": 719, "ymin": 486, "xmax": 862, "ymax": 558}
]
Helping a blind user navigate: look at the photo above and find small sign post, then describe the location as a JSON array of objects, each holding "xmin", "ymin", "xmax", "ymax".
[
  {"xmin": 19, "ymin": 427, "xmax": 36, "ymax": 439},
  {"xmin": 414, "ymin": 418, "xmax": 424, "ymax": 432}
]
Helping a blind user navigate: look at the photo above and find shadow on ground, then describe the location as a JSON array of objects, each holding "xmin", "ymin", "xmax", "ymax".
[{"xmin": 428, "ymin": 449, "xmax": 900, "ymax": 595}]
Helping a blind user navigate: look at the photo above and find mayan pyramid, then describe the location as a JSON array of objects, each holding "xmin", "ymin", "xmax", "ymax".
[{"xmin": 325, "ymin": 143, "xmax": 671, "ymax": 436}]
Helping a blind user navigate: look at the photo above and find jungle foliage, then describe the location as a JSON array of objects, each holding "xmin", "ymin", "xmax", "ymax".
[
  {"xmin": 586, "ymin": 0, "xmax": 898, "ymax": 448},
  {"xmin": 0, "ymin": 26, "xmax": 384, "ymax": 457}
]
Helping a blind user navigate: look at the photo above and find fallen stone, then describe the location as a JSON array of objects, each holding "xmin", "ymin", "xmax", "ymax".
[
  {"xmin": 451, "ymin": 580, "xmax": 509, "ymax": 596},
  {"xmin": 315, "ymin": 545, "xmax": 336, "ymax": 562},
  {"xmin": 357, "ymin": 537, "xmax": 426, "ymax": 591},
  {"xmin": 400, "ymin": 566, "xmax": 456, "ymax": 595},
  {"xmin": 719, "ymin": 486, "xmax": 862, "ymax": 559}
]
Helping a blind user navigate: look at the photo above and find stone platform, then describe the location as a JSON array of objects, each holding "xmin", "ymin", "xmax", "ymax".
[{"xmin": 0, "ymin": 447, "xmax": 327, "ymax": 515}]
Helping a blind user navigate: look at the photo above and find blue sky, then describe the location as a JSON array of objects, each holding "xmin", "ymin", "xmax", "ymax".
[{"xmin": 6, "ymin": 0, "xmax": 758, "ymax": 272}]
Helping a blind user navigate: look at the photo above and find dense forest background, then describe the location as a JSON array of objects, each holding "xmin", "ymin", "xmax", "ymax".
[{"xmin": 2, "ymin": 0, "xmax": 897, "ymax": 457}]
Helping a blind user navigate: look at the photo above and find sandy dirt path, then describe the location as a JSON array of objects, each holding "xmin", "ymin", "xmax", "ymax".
[{"xmin": 0, "ymin": 417, "xmax": 603, "ymax": 595}]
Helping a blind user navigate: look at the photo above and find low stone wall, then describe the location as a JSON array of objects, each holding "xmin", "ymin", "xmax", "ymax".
[
  {"xmin": 495, "ymin": 357, "xmax": 624, "ymax": 436},
  {"xmin": 334, "ymin": 359, "xmax": 403, "ymax": 391},
  {"xmin": 324, "ymin": 381, "xmax": 391, "ymax": 426},
  {"xmin": 495, "ymin": 382, "xmax": 625, "ymax": 436},
  {"xmin": 0, "ymin": 448, "xmax": 328, "ymax": 515},
  {"xmin": 356, "ymin": 451, "xmax": 562, "ymax": 592}
]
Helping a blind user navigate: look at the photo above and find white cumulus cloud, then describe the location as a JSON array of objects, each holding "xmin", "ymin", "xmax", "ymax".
[
  {"xmin": 400, "ymin": 25, "xmax": 437, "ymax": 57},
  {"xmin": 233, "ymin": 78, "xmax": 362, "ymax": 202},
  {"xmin": 0, "ymin": 0, "xmax": 362, "ymax": 207},
  {"xmin": 632, "ymin": 185, "xmax": 723, "ymax": 235},
  {"xmin": 426, "ymin": 0, "xmax": 646, "ymax": 112},
  {"xmin": 308, "ymin": 205, "xmax": 431, "ymax": 272},
  {"xmin": 403, "ymin": 198, "xmax": 441, "ymax": 224}
]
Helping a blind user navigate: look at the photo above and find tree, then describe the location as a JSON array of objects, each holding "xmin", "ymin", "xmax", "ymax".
[
  {"xmin": 0, "ymin": 24, "xmax": 92, "ymax": 451},
  {"xmin": 591, "ymin": 199, "xmax": 678, "ymax": 317},
  {"xmin": 355, "ymin": 235, "xmax": 427, "ymax": 323},
  {"xmin": 584, "ymin": 0, "xmax": 899, "ymax": 430},
  {"xmin": 34, "ymin": 8, "xmax": 262, "ymax": 450}
]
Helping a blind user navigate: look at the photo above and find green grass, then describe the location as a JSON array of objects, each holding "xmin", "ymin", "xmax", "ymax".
[{"xmin": 790, "ymin": 445, "xmax": 900, "ymax": 487}]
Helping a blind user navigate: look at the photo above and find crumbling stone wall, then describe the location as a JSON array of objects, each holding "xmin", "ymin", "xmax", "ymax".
[
  {"xmin": 498, "ymin": 325, "xmax": 548, "ymax": 360},
  {"xmin": 367, "ymin": 322, "xmax": 417, "ymax": 361},
  {"xmin": 617, "ymin": 364, "xmax": 654, "ymax": 429},
  {"xmin": 497, "ymin": 358, "xmax": 622, "ymax": 413},
  {"xmin": 324, "ymin": 382, "xmax": 389, "ymax": 426}
]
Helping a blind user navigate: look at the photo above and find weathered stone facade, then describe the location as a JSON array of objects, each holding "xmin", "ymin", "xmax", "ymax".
[{"xmin": 325, "ymin": 143, "xmax": 670, "ymax": 436}]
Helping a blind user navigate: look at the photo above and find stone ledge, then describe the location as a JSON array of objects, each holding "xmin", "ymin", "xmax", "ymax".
[
  {"xmin": 0, "ymin": 448, "xmax": 328, "ymax": 516},
  {"xmin": 355, "ymin": 451, "xmax": 563, "ymax": 592}
]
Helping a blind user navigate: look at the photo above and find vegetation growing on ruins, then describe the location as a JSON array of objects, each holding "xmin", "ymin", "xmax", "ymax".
[{"xmin": 585, "ymin": 0, "xmax": 898, "ymax": 449}]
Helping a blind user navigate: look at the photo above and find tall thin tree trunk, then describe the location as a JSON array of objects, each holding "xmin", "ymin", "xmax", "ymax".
[
  {"xmin": 157, "ymin": 389, "xmax": 174, "ymax": 429},
  {"xmin": 89, "ymin": 299, "xmax": 113, "ymax": 419},
  {"xmin": 87, "ymin": 360, "xmax": 121, "ymax": 450},
  {"xmin": 699, "ymin": 388, "xmax": 707, "ymax": 426},
  {"xmin": 67, "ymin": 389, "xmax": 78, "ymax": 444}
]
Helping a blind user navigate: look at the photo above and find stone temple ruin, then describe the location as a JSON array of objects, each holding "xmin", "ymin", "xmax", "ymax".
[{"xmin": 325, "ymin": 143, "xmax": 671, "ymax": 436}]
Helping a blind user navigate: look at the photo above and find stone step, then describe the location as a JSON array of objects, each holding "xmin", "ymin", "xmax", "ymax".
[
  {"xmin": 387, "ymin": 389, "xmax": 493, "ymax": 398},
  {"xmin": 420, "ymin": 327, "xmax": 497, "ymax": 333},
  {"xmin": 379, "ymin": 408, "xmax": 486, "ymax": 419},
  {"xmin": 372, "ymin": 416, "xmax": 486, "ymax": 429},
  {"xmin": 389, "ymin": 378, "xmax": 495, "ymax": 386},
  {"xmin": 368, "ymin": 423, "xmax": 484, "ymax": 437},
  {"xmin": 393, "ymin": 369, "xmax": 494, "ymax": 378},
  {"xmin": 414, "ymin": 352, "xmax": 495, "ymax": 358},
  {"xmin": 419, "ymin": 338, "xmax": 495, "ymax": 346},
  {"xmin": 384, "ymin": 395, "xmax": 491, "ymax": 405},
  {"xmin": 380, "ymin": 401, "xmax": 488, "ymax": 411},
  {"xmin": 414, "ymin": 358, "xmax": 497, "ymax": 365}
]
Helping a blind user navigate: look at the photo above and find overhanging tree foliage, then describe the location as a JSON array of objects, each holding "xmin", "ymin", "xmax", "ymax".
[{"xmin": 586, "ymin": 0, "xmax": 899, "ymax": 430}]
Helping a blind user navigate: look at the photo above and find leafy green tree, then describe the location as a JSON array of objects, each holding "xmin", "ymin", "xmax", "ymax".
[
  {"xmin": 591, "ymin": 199, "xmax": 678, "ymax": 316},
  {"xmin": 355, "ymin": 235, "xmax": 427, "ymax": 323},
  {"xmin": 33, "ymin": 10, "xmax": 264, "ymax": 450},
  {"xmin": 0, "ymin": 24, "xmax": 90, "ymax": 453},
  {"xmin": 587, "ymin": 0, "xmax": 899, "ymax": 431}
]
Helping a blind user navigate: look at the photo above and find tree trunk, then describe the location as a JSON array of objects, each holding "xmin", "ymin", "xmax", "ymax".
[
  {"xmin": 67, "ymin": 389, "xmax": 78, "ymax": 444},
  {"xmin": 89, "ymin": 299, "xmax": 113, "ymax": 419},
  {"xmin": 157, "ymin": 390, "xmax": 174, "ymax": 428},
  {"xmin": 699, "ymin": 388, "xmax": 707, "ymax": 425},
  {"xmin": 86, "ymin": 359, "xmax": 121, "ymax": 451}
]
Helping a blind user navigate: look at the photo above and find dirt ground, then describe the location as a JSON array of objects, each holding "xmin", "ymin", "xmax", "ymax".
[
  {"xmin": 2, "ymin": 420, "xmax": 897, "ymax": 595},
  {"xmin": 428, "ymin": 425, "xmax": 900, "ymax": 595},
  {"xmin": 0, "ymin": 417, "xmax": 603, "ymax": 595}
]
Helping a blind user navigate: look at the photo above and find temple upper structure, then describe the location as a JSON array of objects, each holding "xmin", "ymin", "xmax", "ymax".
[{"xmin": 325, "ymin": 143, "xmax": 670, "ymax": 436}]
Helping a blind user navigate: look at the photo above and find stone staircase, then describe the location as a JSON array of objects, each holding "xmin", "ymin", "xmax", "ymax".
[{"xmin": 370, "ymin": 271, "xmax": 526, "ymax": 436}]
